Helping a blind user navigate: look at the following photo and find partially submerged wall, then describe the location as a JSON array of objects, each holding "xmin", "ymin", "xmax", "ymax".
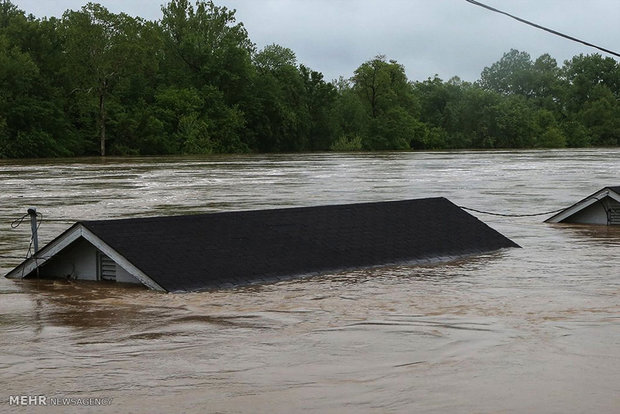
[
  {"xmin": 561, "ymin": 201, "xmax": 615, "ymax": 225},
  {"xmin": 36, "ymin": 238, "xmax": 141, "ymax": 284},
  {"xmin": 38, "ymin": 238, "xmax": 97, "ymax": 281}
]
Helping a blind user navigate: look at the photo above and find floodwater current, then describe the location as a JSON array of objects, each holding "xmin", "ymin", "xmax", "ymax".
[{"xmin": 0, "ymin": 149, "xmax": 619, "ymax": 413}]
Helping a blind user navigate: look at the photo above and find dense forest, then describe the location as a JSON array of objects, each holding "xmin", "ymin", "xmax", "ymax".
[{"xmin": 1, "ymin": 0, "xmax": 619, "ymax": 158}]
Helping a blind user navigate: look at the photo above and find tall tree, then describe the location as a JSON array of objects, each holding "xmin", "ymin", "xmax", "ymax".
[
  {"xmin": 300, "ymin": 64, "xmax": 337, "ymax": 150},
  {"xmin": 60, "ymin": 3, "xmax": 151, "ymax": 155},
  {"xmin": 530, "ymin": 53, "xmax": 561, "ymax": 105},
  {"xmin": 479, "ymin": 49, "xmax": 534, "ymax": 96},
  {"xmin": 351, "ymin": 56, "xmax": 419, "ymax": 149},
  {"xmin": 329, "ymin": 78, "xmax": 367, "ymax": 149},
  {"xmin": 0, "ymin": 1, "xmax": 77, "ymax": 157},
  {"xmin": 160, "ymin": 0, "xmax": 254, "ymax": 96},
  {"xmin": 248, "ymin": 44, "xmax": 310, "ymax": 151},
  {"xmin": 160, "ymin": 0, "xmax": 254, "ymax": 152},
  {"xmin": 578, "ymin": 84, "xmax": 620, "ymax": 146},
  {"xmin": 561, "ymin": 53, "xmax": 620, "ymax": 113}
]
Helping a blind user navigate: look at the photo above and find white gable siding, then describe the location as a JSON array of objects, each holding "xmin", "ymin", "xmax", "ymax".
[
  {"xmin": 564, "ymin": 203, "xmax": 609, "ymax": 225},
  {"xmin": 563, "ymin": 198, "xmax": 620, "ymax": 225},
  {"xmin": 546, "ymin": 188, "xmax": 620, "ymax": 225},
  {"xmin": 39, "ymin": 238, "xmax": 98, "ymax": 280},
  {"xmin": 39, "ymin": 238, "xmax": 142, "ymax": 285}
]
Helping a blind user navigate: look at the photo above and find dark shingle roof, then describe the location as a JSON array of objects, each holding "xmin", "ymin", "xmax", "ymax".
[{"xmin": 80, "ymin": 198, "xmax": 519, "ymax": 292}]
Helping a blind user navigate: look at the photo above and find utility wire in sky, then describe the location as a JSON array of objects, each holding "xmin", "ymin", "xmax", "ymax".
[{"xmin": 464, "ymin": 0, "xmax": 620, "ymax": 59}]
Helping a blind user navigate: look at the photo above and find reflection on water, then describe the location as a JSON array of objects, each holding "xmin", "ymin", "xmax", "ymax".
[{"xmin": 1, "ymin": 149, "xmax": 619, "ymax": 413}]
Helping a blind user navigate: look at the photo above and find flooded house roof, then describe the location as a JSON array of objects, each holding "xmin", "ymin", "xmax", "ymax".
[
  {"xmin": 5, "ymin": 198, "xmax": 520, "ymax": 292},
  {"xmin": 545, "ymin": 186, "xmax": 620, "ymax": 225}
]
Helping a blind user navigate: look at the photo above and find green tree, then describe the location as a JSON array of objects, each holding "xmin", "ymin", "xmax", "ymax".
[
  {"xmin": 160, "ymin": 0, "xmax": 254, "ymax": 152},
  {"xmin": 530, "ymin": 53, "xmax": 562, "ymax": 109},
  {"xmin": 480, "ymin": 50, "xmax": 562, "ymax": 108},
  {"xmin": 479, "ymin": 49, "xmax": 534, "ymax": 96},
  {"xmin": 248, "ymin": 44, "xmax": 309, "ymax": 151},
  {"xmin": 300, "ymin": 64, "xmax": 337, "ymax": 150},
  {"xmin": 562, "ymin": 54, "xmax": 620, "ymax": 111},
  {"xmin": 578, "ymin": 85, "xmax": 620, "ymax": 146},
  {"xmin": 534, "ymin": 109, "xmax": 566, "ymax": 148},
  {"xmin": 0, "ymin": 3, "xmax": 76, "ymax": 157},
  {"xmin": 352, "ymin": 56, "xmax": 417, "ymax": 117},
  {"xmin": 0, "ymin": 35, "xmax": 41, "ymax": 156},
  {"xmin": 492, "ymin": 95, "xmax": 537, "ymax": 148},
  {"xmin": 329, "ymin": 78, "xmax": 368, "ymax": 149},
  {"xmin": 254, "ymin": 43, "xmax": 296, "ymax": 72},
  {"xmin": 444, "ymin": 86, "xmax": 502, "ymax": 148},
  {"xmin": 351, "ymin": 56, "xmax": 419, "ymax": 149},
  {"xmin": 559, "ymin": 54, "xmax": 620, "ymax": 147},
  {"xmin": 411, "ymin": 75, "xmax": 470, "ymax": 148},
  {"xmin": 160, "ymin": 0, "xmax": 253, "ymax": 96},
  {"xmin": 561, "ymin": 120, "xmax": 591, "ymax": 147},
  {"xmin": 60, "ymin": 3, "xmax": 154, "ymax": 155}
]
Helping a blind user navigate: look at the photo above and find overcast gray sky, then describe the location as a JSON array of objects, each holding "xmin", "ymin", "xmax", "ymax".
[{"xmin": 11, "ymin": 0, "xmax": 620, "ymax": 82}]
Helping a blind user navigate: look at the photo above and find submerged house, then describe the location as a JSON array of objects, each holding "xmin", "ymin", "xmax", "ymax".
[
  {"xmin": 545, "ymin": 186, "xmax": 620, "ymax": 225},
  {"xmin": 5, "ymin": 198, "xmax": 519, "ymax": 292}
]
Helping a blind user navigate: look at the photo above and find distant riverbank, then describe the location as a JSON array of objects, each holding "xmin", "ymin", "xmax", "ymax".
[{"xmin": 2, "ymin": 1, "xmax": 619, "ymax": 159}]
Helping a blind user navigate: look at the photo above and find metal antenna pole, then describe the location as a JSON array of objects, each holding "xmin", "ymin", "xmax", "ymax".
[{"xmin": 27, "ymin": 208, "xmax": 38, "ymax": 254}]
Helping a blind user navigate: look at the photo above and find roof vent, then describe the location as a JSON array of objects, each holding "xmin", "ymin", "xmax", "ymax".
[
  {"xmin": 609, "ymin": 206, "xmax": 620, "ymax": 225},
  {"xmin": 97, "ymin": 252, "xmax": 116, "ymax": 281}
]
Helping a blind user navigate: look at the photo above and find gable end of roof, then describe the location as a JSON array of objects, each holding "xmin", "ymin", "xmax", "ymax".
[
  {"xmin": 545, "ymin": 186, "xmax": 620, "ymax": 223},
  {"xmin": 5, "ymin": 224, "xmax": 165, "ymax": 292}
]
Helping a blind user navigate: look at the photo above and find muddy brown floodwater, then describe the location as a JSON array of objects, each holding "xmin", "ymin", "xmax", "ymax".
[{"xmin": 0, "ymin": 149, "xmax": 619, "ymax": 413}]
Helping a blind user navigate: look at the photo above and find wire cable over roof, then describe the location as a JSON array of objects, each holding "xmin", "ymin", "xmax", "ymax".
[{"xmin": 465, "ymin": 0, "xmax": 620, "ymax": 58}]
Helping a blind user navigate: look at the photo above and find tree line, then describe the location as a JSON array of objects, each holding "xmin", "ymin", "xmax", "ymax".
[{"xmin": 1, "ymin": 0, "xmax": 619, "ymax": 158}]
